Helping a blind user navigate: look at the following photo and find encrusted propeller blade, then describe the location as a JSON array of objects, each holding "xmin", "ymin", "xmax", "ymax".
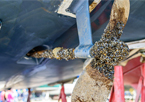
[{"xmin": 71, "ymin": 0, "xmax": 130, "ymax": 102}]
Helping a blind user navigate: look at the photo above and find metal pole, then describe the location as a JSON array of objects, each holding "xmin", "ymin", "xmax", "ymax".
[
  {"xmin": 114, "ymin": 66, "xmax": 125, "ymax": 102},
  {"xmin": 135, "ymin": 76, "xmax": 143, "ymax": 102},
  {"xmin": 58, "ymin": 84, "xmax": 67, "ymax": 102},
  {"xmin": 27, "ymin": 88, "xmax": 31, "ymax": 102},
  {"xmin": 109, "ymin": 86, "xmax": 115, "ymax": 102},
  {"xmin": 141, "ymin": 63, "xmax": 145, "ymax": 102}
]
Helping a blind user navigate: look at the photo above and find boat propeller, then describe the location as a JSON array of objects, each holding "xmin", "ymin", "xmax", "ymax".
[{"xmin": 28, "ymin": 0, "xmax": 130, "ymax": 101}]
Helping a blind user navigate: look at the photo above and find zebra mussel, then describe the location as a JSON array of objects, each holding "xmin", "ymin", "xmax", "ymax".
[{"xmin": 90, "ymin": 22, "xmax": 129, "ymax": 80}]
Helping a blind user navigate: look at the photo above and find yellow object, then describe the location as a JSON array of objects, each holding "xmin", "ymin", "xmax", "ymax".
[{"xmin": 129, "ymin": 88, "xmax": 134, "ymax": 95}]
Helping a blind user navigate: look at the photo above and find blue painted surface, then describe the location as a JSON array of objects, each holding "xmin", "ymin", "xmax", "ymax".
[{"xmin": 74, "ymin": 0, "xmax": 93, "ymax": 58}]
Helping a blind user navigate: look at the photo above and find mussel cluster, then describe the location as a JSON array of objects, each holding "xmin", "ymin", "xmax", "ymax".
[
  {"xmin": 31, "ymin": 48, "xmax": 75, "ymax": 61},
  {"xmin": 31, "ymin": 50, "xmax": 54, "ymax": 59},
  {"xmin": 57, "ymin": 48, "xmax": 75, "ymax": 60},
  {"xmin": 29, "ymin": 22, "xmax": 129, "ymax": 80},
  {"xmin": 90, "ymin": 22, "xmax": 129, "ymax": 80}
]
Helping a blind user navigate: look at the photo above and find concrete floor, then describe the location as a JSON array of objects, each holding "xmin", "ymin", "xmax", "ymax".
[{"xmin": 31, "ymin": 98, "xmax": 71, "ymax": 102}]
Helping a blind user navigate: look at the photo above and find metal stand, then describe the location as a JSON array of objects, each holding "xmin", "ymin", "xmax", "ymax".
[
  {"xmin": 135, "ymin": 63, "xmax": 145, "ymax": 102},
  {"xmin": 27, "ymin": 88, "xmax": 31, "ymax": 102},
  {"xmin": 58, "ymin": 84, "xmax": 67, "ymax": 102},
  {"xmin": 109, "ymin": 66, "xmax": 125, "ymax": 102},
  {"xmin": 109, "ymin": 63, "xmax": 145, "ymax": 102}
]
